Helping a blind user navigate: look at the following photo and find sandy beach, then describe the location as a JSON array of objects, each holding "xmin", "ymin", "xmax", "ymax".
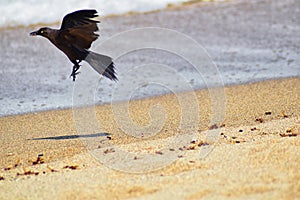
[
  {"xmin": 1, "ymin": 0, "xmax": 300, "ymax": 199},
  {"xmin": 0, "ymin": 77, "xmax": 299, "ymax": 199}
]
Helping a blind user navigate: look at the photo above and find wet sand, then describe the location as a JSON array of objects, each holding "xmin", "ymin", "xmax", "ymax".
[{"xmin": 0, "ymin": 77, "xmax": 299, "ymax": 199}]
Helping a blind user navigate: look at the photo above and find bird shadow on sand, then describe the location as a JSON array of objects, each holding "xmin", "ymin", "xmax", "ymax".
[{"xmin": 29, "ymin": 132, "xmax": 110, "ymax": 141}]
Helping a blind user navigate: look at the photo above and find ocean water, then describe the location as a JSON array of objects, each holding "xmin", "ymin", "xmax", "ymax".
[
  {"xmin": 0, "ymin": 0, "xmax": 299, "ymax": 117},
  {"xmin": 0, "ymin": 0, "xmax": 188, "ymax": 28}
]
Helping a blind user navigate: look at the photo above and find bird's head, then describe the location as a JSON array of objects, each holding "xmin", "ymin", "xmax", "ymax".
[{"xmin": 30, "ymin": 27, "xmax": 52, "ymax": 37}]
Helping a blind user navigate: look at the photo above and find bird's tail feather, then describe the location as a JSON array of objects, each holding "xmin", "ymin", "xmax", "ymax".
[{"xmin": 85, "ymin": 51, "xmax": 117, "ymax": 81}]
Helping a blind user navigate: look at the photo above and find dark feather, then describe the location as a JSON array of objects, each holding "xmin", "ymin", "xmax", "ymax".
[
  {"xmin": 60, "ymin": 9, "xmax": 99, "ymax": 30},
  {"xmin": 58, "ymin": 10, "xmax": 100, "ymax": 50},
  {"xmin": 104, "ymin": 62, "xmax": 118, "ymax": 81},
  {"xmin": 85, "ymin": 51, "xmax": 118, "ymax": 81},
  {"xmin": 58, "ymin": 27, "xmax": 99, "ymax": 50}
]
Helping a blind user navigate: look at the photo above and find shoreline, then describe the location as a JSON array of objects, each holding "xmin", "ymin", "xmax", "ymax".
[
  {"xmin": 0, "ymin": 76, "xmax": 299, "ymax": 199},
  {"xmin": 1, "ymin": 75, "xmax": 299, "ymax": 118}
]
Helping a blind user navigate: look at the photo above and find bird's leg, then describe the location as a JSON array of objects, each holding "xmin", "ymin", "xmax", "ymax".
[{"xmin": 70, "ymin": 64, "xmax": 81, "ymax": 81}]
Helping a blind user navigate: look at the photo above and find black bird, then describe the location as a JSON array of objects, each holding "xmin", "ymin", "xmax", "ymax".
[{"xmin": 30, "ymin": 9, "xmax": 117, "ymax": 81}]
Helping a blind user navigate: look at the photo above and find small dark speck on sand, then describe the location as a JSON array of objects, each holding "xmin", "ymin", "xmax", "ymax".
[
  {"xmin": 251, "ymin": 127, "xmax": 257, "ymax": 131},
  {"xmin": 107, "ymin": 136, "xmax": 112, "ymax": 140},
  {"xmin": 104, "ymin": 148, "xmax": 115, "ymax": 154},
  {"xmin": 256, "ymin": 118, "xmax": 264, "ymax": 123},
  {"xmin": 209, "ymin": 124, "xmax": 218, "ymax": 130},
  {"xmin": 63, "ymin": 165, "xmax": 79, "ymax": 170},
  {"xmin": 280, "ymin": 132, "xmax": 297, "ymax": 137}
]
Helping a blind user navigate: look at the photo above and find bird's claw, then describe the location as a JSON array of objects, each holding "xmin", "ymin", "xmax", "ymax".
[
  {"xmin": 70, "ymin": 71, "xmax": 81, "ymax": 81},
  {"xmin": 70, "ymin": 65, "xmax": 81, "ymax": 81}
]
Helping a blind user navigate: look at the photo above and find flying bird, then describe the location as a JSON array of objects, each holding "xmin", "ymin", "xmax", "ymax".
[{"xmin": 30, "ymin": 9, "xmax": 117, "ymax": 81}]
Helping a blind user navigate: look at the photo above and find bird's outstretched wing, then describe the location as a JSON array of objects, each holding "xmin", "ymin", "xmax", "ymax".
[
  {"xmin": 59, "ymin": 10, "xmax": 100, "ymax": 49},
  {"xmin": 60, "ymin": 9, "xmax": 99, "ymax": 30}
]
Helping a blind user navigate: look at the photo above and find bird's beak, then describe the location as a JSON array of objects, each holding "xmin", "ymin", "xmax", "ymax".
[{"xmin": 30, "ymin": 31, "xmax": 38, "ymax": 36}]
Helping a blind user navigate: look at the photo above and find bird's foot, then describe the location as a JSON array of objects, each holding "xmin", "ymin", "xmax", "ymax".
[
  {"xmin": 70, "ymin": 65, "xmax": 81, "ymax": 81},
  {"xmin": 70, "ymin": 71, "xmax": 81, "ymax": 81}
]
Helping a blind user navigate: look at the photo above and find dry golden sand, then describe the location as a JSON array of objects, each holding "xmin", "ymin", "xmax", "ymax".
[{"xmin": 0, "ymin": 78, "xmax": 299, "ymax": 199}]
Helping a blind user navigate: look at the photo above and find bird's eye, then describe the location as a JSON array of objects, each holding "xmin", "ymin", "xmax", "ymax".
[{"xmin": 40, "ymin": 30, "xmax": 44, "ymax": 34}]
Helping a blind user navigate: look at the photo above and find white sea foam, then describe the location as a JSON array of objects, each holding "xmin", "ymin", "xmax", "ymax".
[{"xmin": 0, "ymin": 0, "xmax": 187, "ymax": 28}]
